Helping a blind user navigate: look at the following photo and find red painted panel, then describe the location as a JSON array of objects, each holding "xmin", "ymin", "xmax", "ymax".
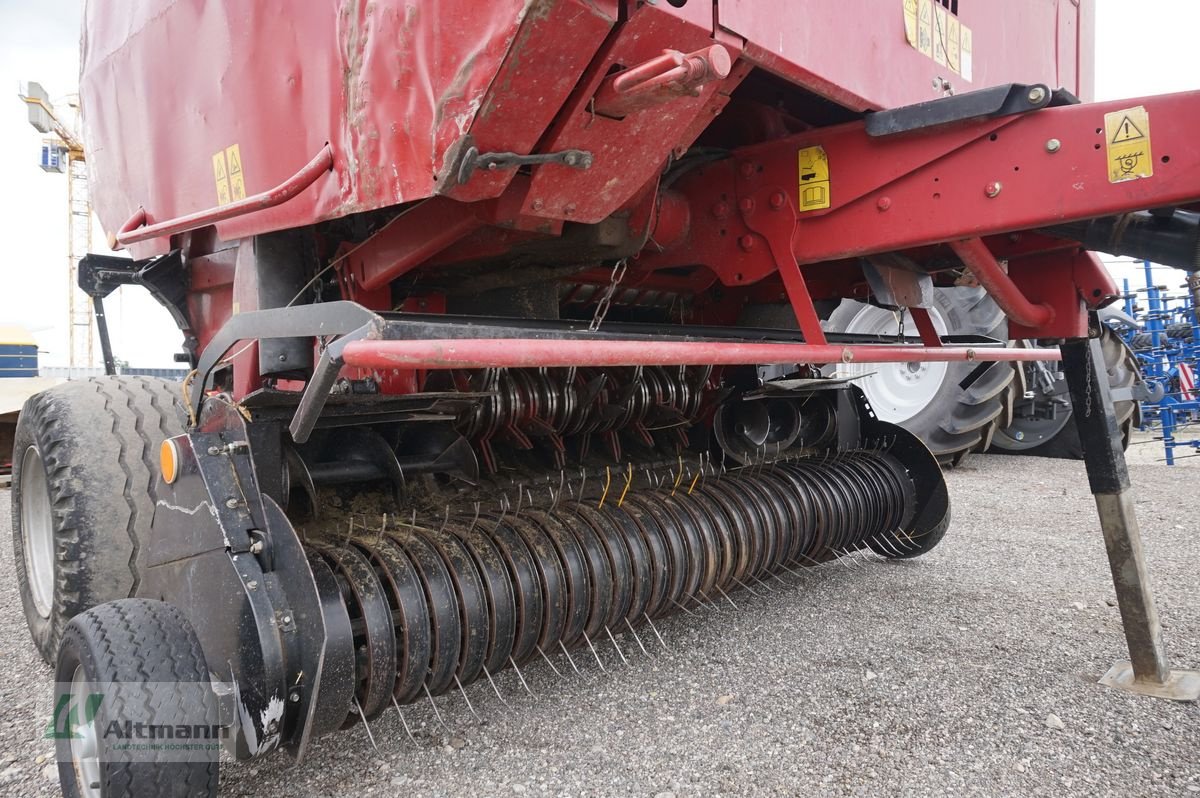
[{"xmin": 719, "ymin": 0, "xmax": 1089, "ymax": 111}]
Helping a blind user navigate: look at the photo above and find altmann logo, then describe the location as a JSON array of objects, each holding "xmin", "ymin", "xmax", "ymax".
[{"xmin": 48, "ymin": 691, "xmax": 228, "ymax": 742}]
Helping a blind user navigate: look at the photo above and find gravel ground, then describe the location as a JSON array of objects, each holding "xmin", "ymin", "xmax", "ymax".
[{"xmin": 1, "ymin": 454, "xmax": 1198, "ymax": 797}]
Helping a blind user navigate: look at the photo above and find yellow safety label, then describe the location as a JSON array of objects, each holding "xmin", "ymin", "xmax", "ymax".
[
  {"xmin": 903, "ymin": 0, "xmax": 919, "ymax": 46},
  {"xmin": 932, "ymin": 4, "xmax": 948, "ymax": 66},
  {"xmin": 917, "ymin": 0, "xmax": 933, "ymax": 57},
  {"xmin": 797, "ymin": 146, "xmax": 831, "ymax": 212},
  {"xmin": 959, "ymin": 24, "xmax": 973, "ymax": 82},
  {"xmin": 226, "ymin": 144, "xmax": 246, "ymax": 201},
  {"xmin": 946, "ymin": 16, "xmax": 961, "ymax": 75},
  {"xmin": 1105, "ymin": 107, "xmax": 1153, "ymax": 183},
  {"xmin": 212, "ymin": 151, "xmax": 231, "ymax": 207}
]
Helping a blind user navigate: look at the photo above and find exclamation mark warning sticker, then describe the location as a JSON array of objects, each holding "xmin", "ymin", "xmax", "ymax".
[
  {"xmin": 212, "ymin": 151, "xmax": 231, "ymax": 206},
  {"xmin": 226, "ymin": 144, "xmax": 246, "ymax": 201},
  {"xmin": 1104, "ymin": 107, "xmax": 1153, "ymax": 183},
  {"xmin": 797, "ymin": 146, "xmax": 831, "ymax": 212}
]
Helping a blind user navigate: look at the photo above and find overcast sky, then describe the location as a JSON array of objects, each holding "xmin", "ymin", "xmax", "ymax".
[{"xmin": 0, "ymin": 1, "xmax": 1195, "ymax": 367}]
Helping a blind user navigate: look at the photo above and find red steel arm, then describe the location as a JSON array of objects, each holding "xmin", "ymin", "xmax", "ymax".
[{"xmin": 114, "ymin": 145, "xmax": 334, "ymax": 248}]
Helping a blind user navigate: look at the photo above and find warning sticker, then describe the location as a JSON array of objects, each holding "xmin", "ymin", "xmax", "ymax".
[
  {"xmin": 917, "ymin": 0, "xmax": 933, "ymax": 57},
  {"xmin": 225, "ymin": 144, "xmax": 246, "ymax": 201},
  {"xmin": 946, "ymin": 16, "xmax": 961, "ymax": 75},
  {"xmin": 212, "ymin": 151, "xmax": 231, "ymax": 206},
  {"xmin": 932, "ymin": 4, "xmax": 948, "ymax": 66},
  {"xmin": 797, "ymin": 146, "xmax": 831, "ymax": 212},
  {"xmin": 1104, "ymin": 107, "xmax": 1153, "ymax": 183},
  {"xmin": 959, "ymin": 24, "xmax": 973, "ymax": 82},
  {"xmin": 904, "ymin": 0, "xmax": 919, "ymax": 46}
]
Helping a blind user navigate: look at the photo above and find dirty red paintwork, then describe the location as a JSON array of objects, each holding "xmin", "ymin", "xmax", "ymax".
[{"xmin": 81, "ymin": 0, "xmax": 1091, "ymax": 258}]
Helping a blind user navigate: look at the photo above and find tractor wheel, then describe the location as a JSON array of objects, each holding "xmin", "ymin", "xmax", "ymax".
[
  {"xmin": 12, "ymin": 377, "xmax": 187, "ymax": 663},
  {"xmin": 823, "ymin": 287, "xmax": 1016, "ymax": 467},
  {"xmin": 54, "ymin": 599, "xmax": 219, "ymax": 798},
  {"xmin": 991, "ymin": 327, "xmax": 1142, "ymax": 458}
]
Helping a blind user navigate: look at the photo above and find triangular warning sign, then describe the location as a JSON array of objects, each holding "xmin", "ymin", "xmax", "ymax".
[{"xmin": 1111, "ymin": 115, "xmax": 1146, "ymax": 144}]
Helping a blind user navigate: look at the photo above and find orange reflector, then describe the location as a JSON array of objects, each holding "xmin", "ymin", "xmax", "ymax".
[{"xmin": 160, "ymin": 438, "xmax": 180, "ymax": 485}]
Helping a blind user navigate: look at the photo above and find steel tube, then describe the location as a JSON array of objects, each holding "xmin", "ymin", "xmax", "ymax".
[
  {"xmin": 115, "ymin": 144, "xmax": 335, "ymax": 247},
  {"xmin": 342, "ymin": 338, "xmax": 1060, "ymax": 371},
  {"xmin": 947, "ymin": 238, "xmax": 1055, "ymax": 329}
]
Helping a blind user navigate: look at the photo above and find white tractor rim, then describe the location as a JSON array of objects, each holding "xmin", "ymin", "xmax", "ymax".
[
  {"xmin": 833, "ymin": 305, "xmax": 951, "ymax": 424},
  {"xmin": 69, "ymin": 664, "xmax": 103, "ymax": 798},
  {"xmin": 20, "ymin": 445, "xmax": 55, "ymax": 619}
]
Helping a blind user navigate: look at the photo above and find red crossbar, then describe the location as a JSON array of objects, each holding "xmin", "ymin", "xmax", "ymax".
[{"xmin": 341, "ymin": 338, "xmax": 1060, "ymax": 370}]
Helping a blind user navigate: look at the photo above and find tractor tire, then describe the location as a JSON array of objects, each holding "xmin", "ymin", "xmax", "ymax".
[
  {"xmin": 55, "ymin": 599, "xmax": 219, "ymax": 797},
  {"xmin": 12, "ymin": 377, "xmax": 187, "ymax": 663},
  {"xmin": 1167, "ymin": 322, "xmax": 1195, "ymax": 342},
  {"xmin": 1128, "ymin": 332, "xmax": 1155, "ymax": 351},
  {"xmin": 992, "ymin": 328, "xmax": 1141, "ymax": 458},
  {"xmin": 823, "ymin": 287, "xmax": 1016, "ymax": 467}
]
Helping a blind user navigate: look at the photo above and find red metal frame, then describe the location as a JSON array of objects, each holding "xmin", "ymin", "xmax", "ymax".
[{"xmin": 342, "ymin": 338, "xmax": 1059, "ymax": 371}]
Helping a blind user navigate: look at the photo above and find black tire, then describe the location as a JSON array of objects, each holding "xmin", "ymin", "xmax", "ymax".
[
  {"xmin": 993, "ymin": 328, "xmax": 1141, "ymax": 458},
  {"xmin": 55, "ymin": 599, "xmax": 218, "ymax": 797},
  {"xmin": 1167, "ymin": 322, "xmax": 1194, "ymax": 342},
  {"xmin": 823, "ymin": 287, "xmax": 1016, "ymax": 467},
  {"xmin": 12, "ymin": 377, "xmax": 187, "ymax": 663},
  {"xmin": 1128, "ymin": 331, "xmax": 1155, "ymax": 351}
]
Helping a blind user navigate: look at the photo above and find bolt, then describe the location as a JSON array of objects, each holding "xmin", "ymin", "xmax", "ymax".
[
  {"xmin": 738, "ymin": 235, "xmax": 756, "ymax": 252},
  {"xmin": 289, "ymin": 693, "xmax": 301, "ymax": 703},
  {"xmin": 246, "ymin": 580, "xmax": 258, "ymax": 591},
  {"xmin": 563, "ymin": 203, "xmax": 576, "ymax": 216},
  {"xmin": 249, "ymin": 540, "xmax": 264, "ymax": 554},
  {"xmin": 711, "ymin": 201, "xmax": 730, "ymax": 219},
  {"xmin": 563, "ymin": 152, "xmax": 578, "ymax": 166},
  {"xmin": 1014, "ymin": 430, "xmax": 1026, "ymax": 441},
  {"xmin": 1027, "ymin": 86, "xmax": 1047, "ymax": 104},
  {"xmin": 877, "ymin": 196, "xmax": 893, "ymax": 212},
  {"xmin": 207, "ymin": 446, "xmax": 222, "ymax": 456},
  {"xmin": 531, "ymin": 199, "xmax": 544, "ymax": 211},
  {"xmin": 965, "ymin": 349, "xmax": 977, "ymax": 361},
  {"xmin": 1045, "ymin": 138, "xmax": 1062, "ymax": 153},
  {"xmin": 739, "ymin": 162, "xmax": 757, "ymax": 180},
  {"xmin": 985, "ymin": 182, "xmax": 1003, "ymax": 198},
  {"xmin": 738, "ymin": 197, "xmax": 756, "ymax": 214},
  {"xmin": 282, "ymin": 615, "xmax": 292, "ymax": 624},
  {"xmin": 278, "ymin": 353, "xmax": 287, "ymax": 362},
  {"xmin": 769, "ymin": 191, "xmax": 786, "ymax": 210},
  {"xmin": 225, "ymin": 498, "xmax": 239, "ymax": 509}
]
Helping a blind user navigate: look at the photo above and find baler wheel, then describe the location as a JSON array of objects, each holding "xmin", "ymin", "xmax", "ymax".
[
  {"xmin": 54, "ymin": 599, "xmax": 218, "ymax": 798},
  {"xmin": 992, "ymin": 327, "xmax": 1141, "ymax": 458},
  {"xmin": 823, "ymin": 287, "xmax": 1015, "ymax": 467},
  {"xmin": 11, "ymin": 377, "xmax": 187, "ymax": 663}
]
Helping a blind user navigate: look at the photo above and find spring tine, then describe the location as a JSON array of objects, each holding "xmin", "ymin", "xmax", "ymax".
[
  {"xmin": 515, "ymin": 485, "xmax": 525, "ymax": 515},
  {"xmin": 576, "ymin": 469, "xmax": 588, "ymax": 511},
  {"xmin": 508, "ymin": 657, "xmax": 537, "ymax": 698},
  {"xmin": 469, "ymin": 502, "xmax": 481, "ymax": 534},
  {"xmin": 878, "ymin": 534, "xmax": 903, "ymax": 557},
  {"xmin": 777, "ymin": 561, "xmax": 809, "ymax": 580},
  {"xmin": 751, "ymin": 574, "xmax": 776, "ymax": 592},
  {"xmin": 643, "ymin": 613, "xmax": 669, "ymax": 650},
  {"xmin": 423, "ymin": 684, "xmax": 451, "ymax": 732},
  {"xmin": 558, "ymin": 640, "xmax": 584, "ymax": 676},
  {"xmin": 537, "ymin": 645, "xmax": 566, "ymax": 680},
  {"xmin": 890, "ymin": 530, "xmax": 916, "ymax": 552},
  {"xmin": 598, "ymin": 466, "xmax": 612, "ymax": 508},
  {"xmin": 353, "ymin": 698, "xmax": 379, "ymax": 751},
  {"xmin": 391, "ymin": 696, "xmax": 418, "ymax": 745},
  {"xmin": 624, "ymin": 618, "xmax": 651, "ymax": 657},
  {"xmin": 582, "ymin": 632, "xmax": 608, "ymax": 672},
  {"xmin": 618, "ymin": 462, "xmax": 634, "ymax": 508},
  {"xmin": 768, "ymin": 569, "xmax": 788, "ymax": 585},
  {"xmin": 483, "ymin": 666, "xmax": 509, "ymax": 706},
  {"xmin": 731, "ymin": 576, "xmax": 762, "ymax": 597},
  {"xmin": 605, "ymin": 626, "xmax": 630, "ymax": 666},
  {"xmin": 669, "ymin": 597, "xmax": 698, "ymax": 617},
  {"xmin": 453, "ymin": 674, "xmax": 482, "ymax": 722},
  {"xmin": 552, "ymin": 470, "xmax": 565, "ymax": 511},
  {"xmin": 438, "ymin": 505, "xmax": 450, "ymax": 536},
  {"xmin": 344, "ymin": 517, "xmax": 355, "ymax": 549},
  {"xmin": 715, "ymin": 585, "xmax": 740, "ymax": 610}
]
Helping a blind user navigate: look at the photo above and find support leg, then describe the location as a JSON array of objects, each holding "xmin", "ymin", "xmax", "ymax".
[{"xmin": 1061, "ymin": 316, "xmax": 1200, "ymax": 700}]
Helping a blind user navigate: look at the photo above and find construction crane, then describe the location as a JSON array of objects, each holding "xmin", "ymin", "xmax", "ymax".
[{"xmin": 19, "ymin": 81, "xmax": 95, "ymax": 370}]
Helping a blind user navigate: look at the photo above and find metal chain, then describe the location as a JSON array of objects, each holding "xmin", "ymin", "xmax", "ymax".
[
  {"xmin": 894, "ymin": 309, "xmax": 906, "ymax": 342},
  {"xmin": 589, "ymin": 258, "xmax": 629, "ymax": 332},
  {"xmin": 1084, "ymin": 336, "xmax": 1095, "ymax": 418}
]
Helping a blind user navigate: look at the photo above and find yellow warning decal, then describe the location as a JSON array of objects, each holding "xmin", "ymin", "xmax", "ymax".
[
  {"xmin": 932, "ymin": 4, "xmax": 948, "ymax": 66},
  {"xmin": 212, "ymin": 151, "xmax": 231, "ymax": 206},
  {"xmin": 225, "ymin": 144, "xmax": 246, "ymax": 201},
  {"xmin": 903, "ymin": 0, "xmax": 918, "ymax": 46},
  {"xmin": 917, "ymin": 0, "xmax": 933, "ymax": 57},
  {"xmin": 1105, "ymin": 107, "xmax": 1153, "ymax": 183},
  {"xmin": 797, "ymin": 146, "xmax": 831, "ymax": 212}
]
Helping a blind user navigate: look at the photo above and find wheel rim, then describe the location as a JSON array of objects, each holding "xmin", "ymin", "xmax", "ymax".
[
  {"xmin": 20, "ymin": 445, "xmax": 55, "ymax": 619},
  {"xmin": 69, "ymin": 665, "xmax": 102, "ymax": 798},
  {"xmin": 834, "ymin": 305, "xmax": 951, "ymax": 424}
]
